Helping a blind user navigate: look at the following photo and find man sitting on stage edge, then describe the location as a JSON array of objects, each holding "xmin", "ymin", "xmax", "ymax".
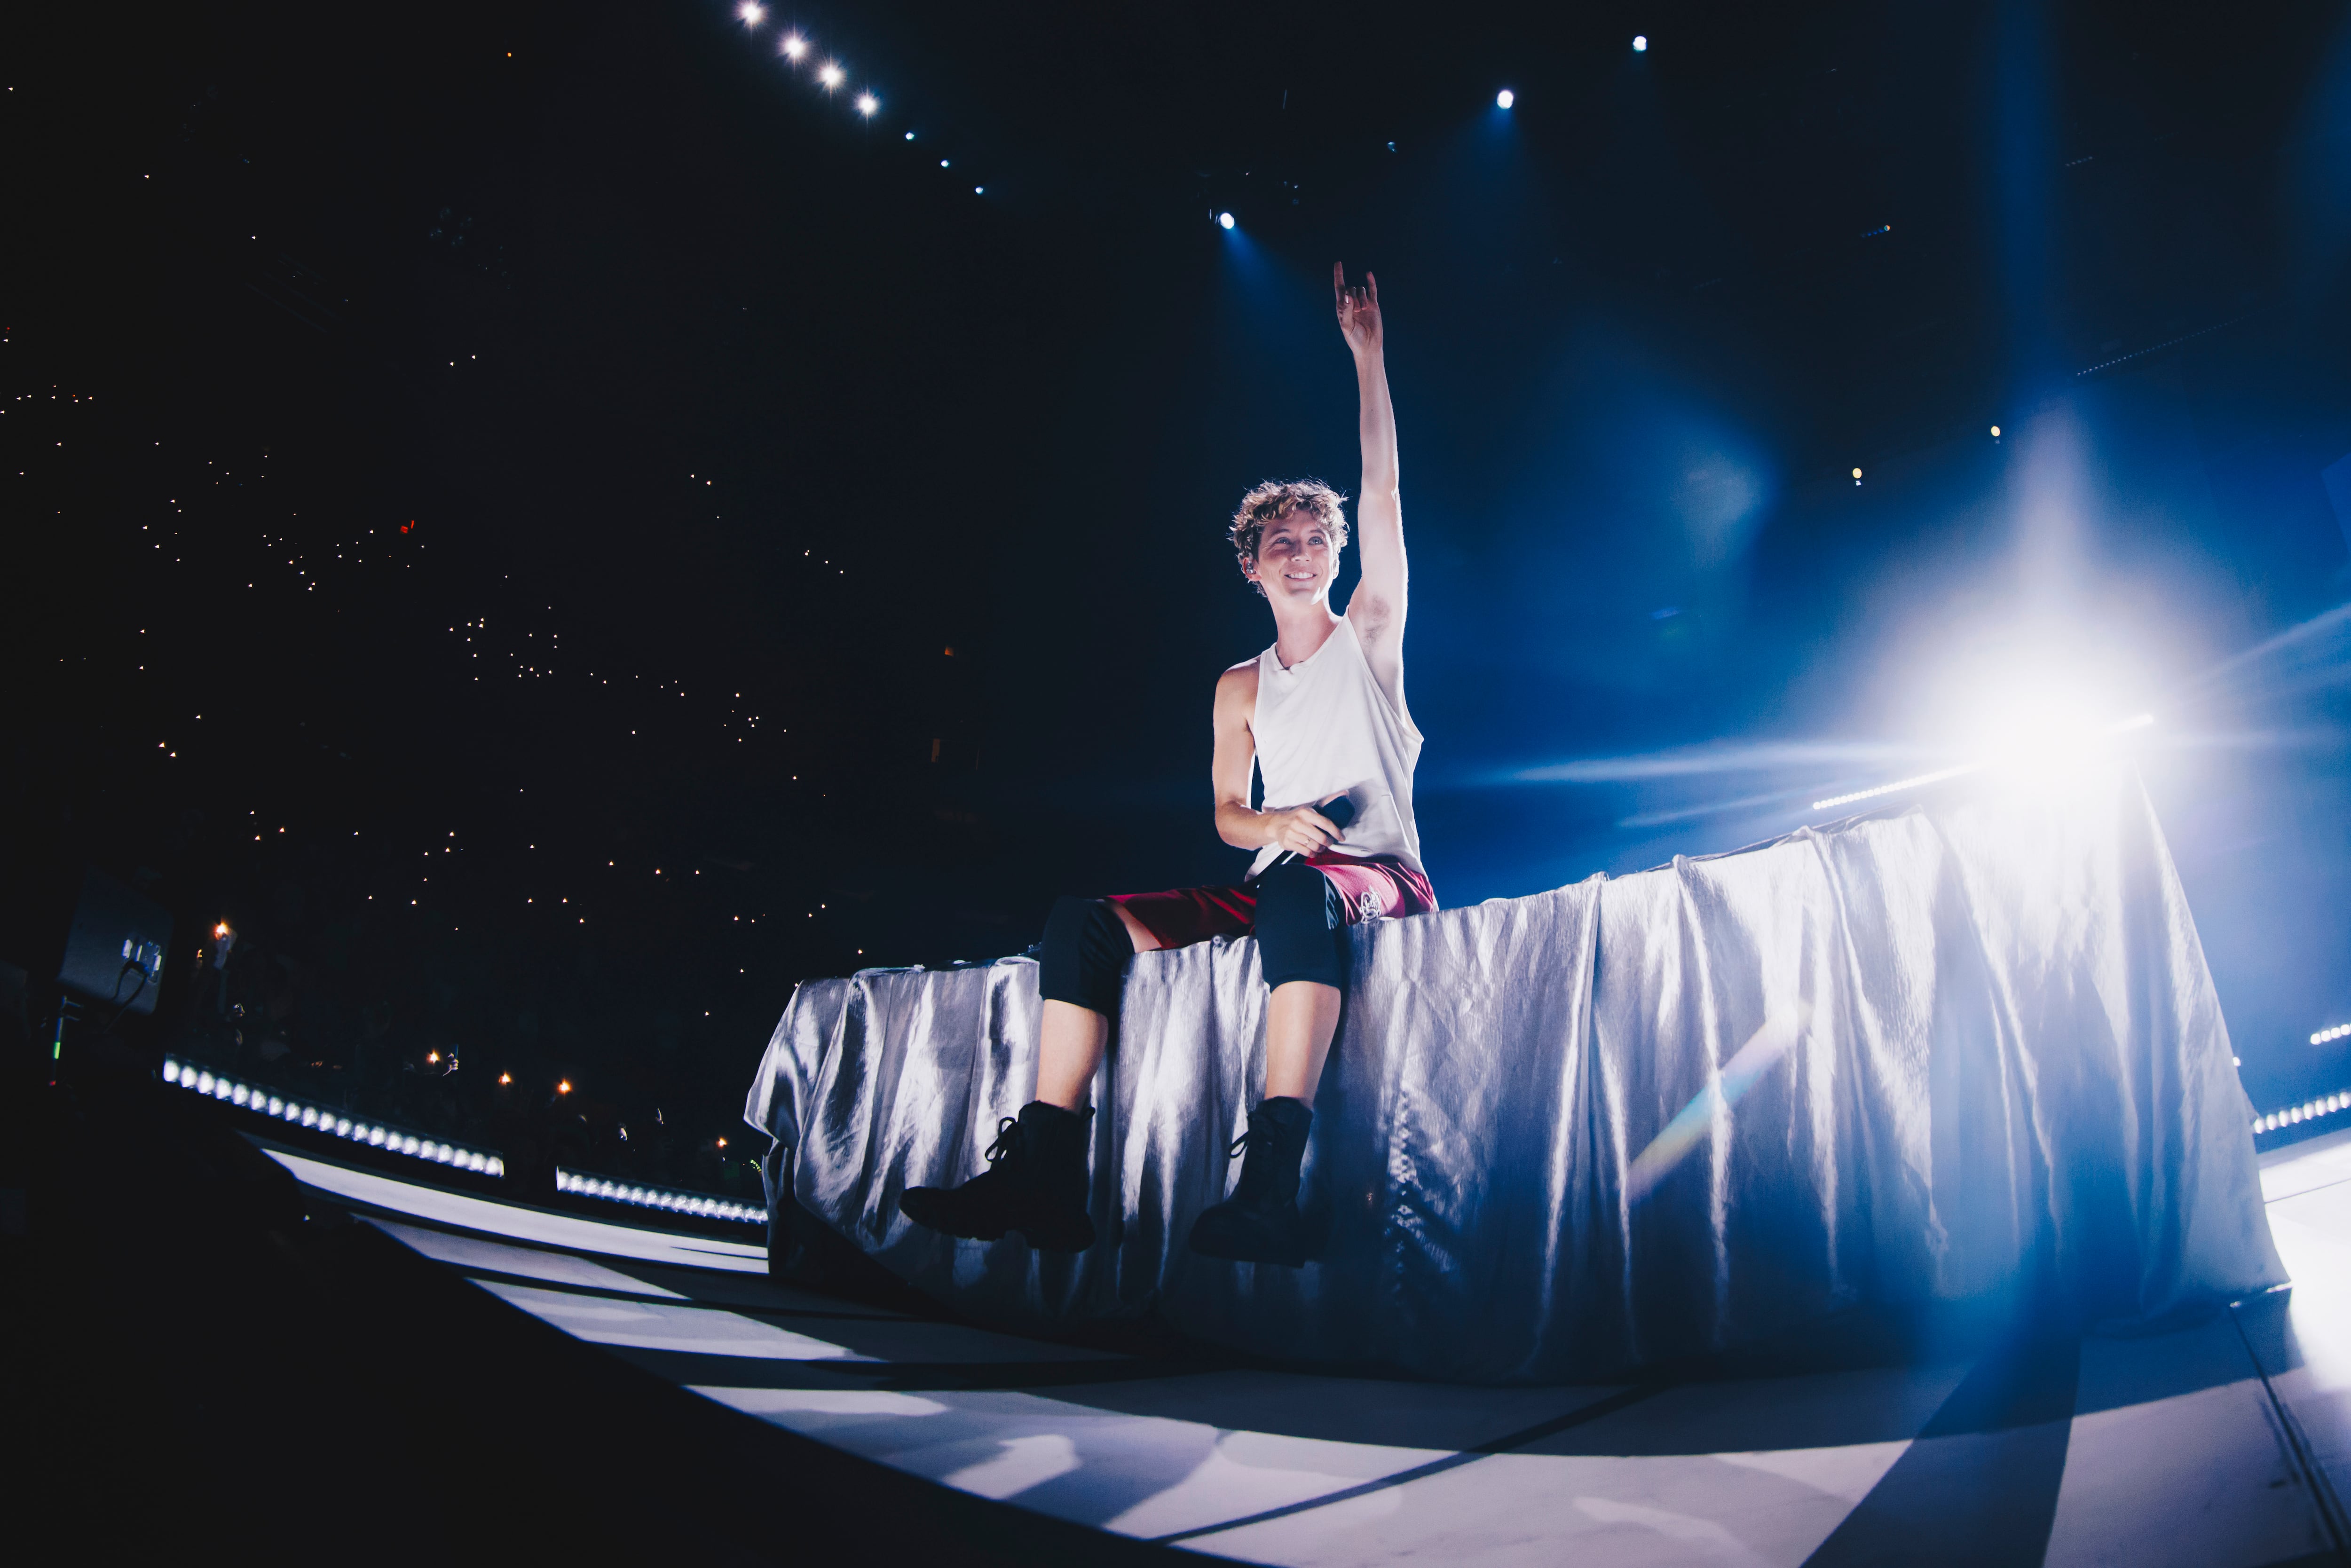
[{"xmin": 899, "ymin": 263, "xmax": 1435, "ymax": 1268}]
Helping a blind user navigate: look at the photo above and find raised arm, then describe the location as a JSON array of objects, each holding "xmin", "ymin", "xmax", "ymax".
[{"xmin": 1336, "ymin": 264, "xmax": 1405, "ymax": 677}]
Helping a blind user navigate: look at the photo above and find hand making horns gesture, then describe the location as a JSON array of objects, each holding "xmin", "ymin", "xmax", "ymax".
[{"xmin": 1334, "ymin": 262, "xmax": 1383, "ymax": 358}]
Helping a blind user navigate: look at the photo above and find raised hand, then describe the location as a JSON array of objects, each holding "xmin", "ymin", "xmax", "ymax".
[{"xmin": 1334, "ymin": 262, "xmax": 1383, "ymax": 360}]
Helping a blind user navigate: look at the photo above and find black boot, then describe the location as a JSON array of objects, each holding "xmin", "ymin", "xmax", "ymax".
[
  {"xmin": 1187, "ymin": 1096, "xmax": 1313, "ymax": 1267},
  {"xmin": 899, "ymin": 1101, "xmax": 1097, "ymax": 1253}
]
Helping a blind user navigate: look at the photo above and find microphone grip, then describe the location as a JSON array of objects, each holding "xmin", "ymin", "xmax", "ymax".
[{"xmin": 1274, "ymin": 796, "xmax": 1356, "ymax": 867}]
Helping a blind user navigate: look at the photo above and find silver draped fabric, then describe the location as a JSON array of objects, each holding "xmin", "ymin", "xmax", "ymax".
[{"xmin": 743, "ymin": 772, "xmax": 2283, "ymax": 1382}]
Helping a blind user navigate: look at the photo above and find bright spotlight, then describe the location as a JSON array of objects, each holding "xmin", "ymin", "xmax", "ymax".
[
  {"xmin": 855, "ymin": 92, "xmax": 878, "ymax": 116},
  {"xmin": 817, "ymin": 61, "xmax": 844, "ymax": 88},
  {"xmin": 1633, "ymin": 34, "xmax": 1649, "ymax": 51},
  {"xmin": 973, "ymin": 185, "xmax": 985, "ymax": 195},
  {"xmin": 903, "ymin": 130, "xmax": 914, "ymax": 141},
  {"xmin": 939, "ymin": 158, "xmax": 949, "ymax": 168},
  {"xmin": 737, "ymin": 2, "xmax": 764, "ymax": 24},
  {"xmin": 1989, "ymin": 425, "xmax": 2002, "ymax": 438},
  {"xmin": 1496, "ymin": 88, "xmax": 1515, "ymax": 109},
  {"xmin": 1218, "ymin": 211, "xmax": 1235, "ymax": 229},
  {"xmin": 780, "ymin": 33, "xmax": 806, "ymax": 59}
]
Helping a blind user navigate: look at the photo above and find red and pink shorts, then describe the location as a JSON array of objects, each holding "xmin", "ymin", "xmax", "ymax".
[{"xmin": 1104, "ymin": 852, "xmax": 1436, "ymax": 951}]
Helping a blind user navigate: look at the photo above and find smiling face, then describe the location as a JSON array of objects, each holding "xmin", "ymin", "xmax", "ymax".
[{"xmin": 1243, "ymin": 507, "xmax": 1339, "ymax": 605}]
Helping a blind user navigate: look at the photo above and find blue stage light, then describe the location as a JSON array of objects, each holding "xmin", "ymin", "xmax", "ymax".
[
  {"xmin": 1218, "ymin": 211, "xmax": 1235, "ymax": 230},
  {"xmin": 903, "ymin": 130, "xmax": 914, "ymax": 141},
  {"xmin": 1633, "ymin": 35, "xmax": 1648, "ymax": 52},
  {"xmin": 1496, "ymin": 89, "xmax": 1515, "ymax": 109}
]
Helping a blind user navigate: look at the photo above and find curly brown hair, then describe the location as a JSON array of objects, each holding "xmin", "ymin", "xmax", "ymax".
[{"xmin": 1227, "ymin": 479, "xmax": 1350, "ymax": 594}]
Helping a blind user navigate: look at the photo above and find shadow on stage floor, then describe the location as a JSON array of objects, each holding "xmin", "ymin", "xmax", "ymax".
[{"xmin": 9, "ymin": 1065, "xmax": 2347, "ymax": 1566}]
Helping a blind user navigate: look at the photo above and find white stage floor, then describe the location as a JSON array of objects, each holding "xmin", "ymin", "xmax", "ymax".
[{"xmin": 267, "ymin": 1132, "xmax": 2351, "ymax": 1566}]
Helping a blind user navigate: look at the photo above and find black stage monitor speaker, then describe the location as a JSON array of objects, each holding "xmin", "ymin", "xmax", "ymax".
[{"xmin": 58, "ymin": 868, "xmax": 173, "ymax": 1017}]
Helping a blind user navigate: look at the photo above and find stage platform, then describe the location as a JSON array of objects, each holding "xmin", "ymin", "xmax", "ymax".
[{"xmin": 272, "ymin": 1127, "xmax": 2351, "ymax": 1565}]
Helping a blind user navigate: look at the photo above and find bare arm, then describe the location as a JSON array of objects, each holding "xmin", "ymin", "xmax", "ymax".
[
  {"xmin": 1336, "ymin": 264, "xmax": 1405, "ymax": 675},
  {"xmin": 1212, "ymin": 663, "xmax": 1346, "ymax": 856}
]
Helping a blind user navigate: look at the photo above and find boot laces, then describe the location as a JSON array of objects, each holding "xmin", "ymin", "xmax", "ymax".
[
  {"xmin": 1227, "ymin": 1107, "xmax": 1279, "ymax": 1159},
  {"xmin": 982, "ymin": 1117, "xmax": 1021, "ymax": 1164}
]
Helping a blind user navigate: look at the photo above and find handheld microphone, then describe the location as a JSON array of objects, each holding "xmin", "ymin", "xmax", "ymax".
[{"xmin": 1275, "ymin": 795, "xmax": 1356, "ymax": 867}]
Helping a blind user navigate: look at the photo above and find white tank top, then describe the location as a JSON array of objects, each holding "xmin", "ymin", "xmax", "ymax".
[{"xmin": 1247, "ymin": 615, "xmax": 1428, "ymax": 884}]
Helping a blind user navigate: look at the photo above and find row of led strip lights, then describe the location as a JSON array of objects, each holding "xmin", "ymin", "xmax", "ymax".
[
  {"xmin": 555, "ymin": 1166, "xmax": 763, "ymax": 1225},
  {"xmin": 163, "ymin": 1058, "xmax": 505, "ymax": 1177},
  {"xmin": 2254, "ymin": 1088, "xmax": 2350, "ymax": 1135}
]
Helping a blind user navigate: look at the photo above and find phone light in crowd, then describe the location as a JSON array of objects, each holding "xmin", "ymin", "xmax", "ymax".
[
  {"xmin": 1633, "ymin": 35, "xmax": 1649, "ymax": 51},
  {"xmin": 817, "ymin": 61, "xmax": 844, "ymax": 88},
  {"xmin": 213, "ymin": 921, "xmax": 230, "ymax": 938},
  {"xmin": 2315, "ymin": 1023, "xmax": 2351, "ymax": 1045},
  {"xmin": 736, "ymin": 2, "xmax": 764, "ymax": 24},
  {"xmin": 780, "ymin": 33, "xmax": 806, "ymax": 60},
  {"xmin": 161, "ymin": 1058, "xmax": 504, "ymax": 1176},
  {"xmin": 556, "ymin": 1079, "xmax": 573, "ymax": 1095},
  {"xmin": 1218, "ymin": 211, "xmax": 1235, "ymax": 230},
  {"xmin": 716, "ymin": 1136, "xmax": 729, "ymax": 1149},
  {"xmin": 498, "ymin": 1072, "xmax": 513, "ymax": 1085},
  {"xmin": 555, "ymin": 1167, "xmax": 764, "ymax": 1225},
  {"xmin": 1496, "ymin": 88, "xmax": 1515, "ymax": 109},
  {"xmin": 2253, "ymin": 1088, "xmax": 2351, "ymax": 1135},
  {"xmin": 855, "ymin": 92, "xmax": 879, "ymax": 116},
  {"xmin": 426, "ymin": 1051, "xmax": 440, "ymax": 1064}
]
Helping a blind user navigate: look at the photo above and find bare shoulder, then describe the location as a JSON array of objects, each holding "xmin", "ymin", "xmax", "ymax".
[{"xmin": 1215, "ymin": 659, "xmax": 1259, "ymax": 710}]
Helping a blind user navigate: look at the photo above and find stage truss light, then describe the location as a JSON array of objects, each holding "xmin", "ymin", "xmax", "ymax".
[
  {"xmin": 2315, "ymin": 1023, "xmax": 2351, "ymax": 1045},
  {"xmin": 2253, "ymin": 1088, "xmax": 2351, "ymax": 1135},
  {"xmin": 736, "ymin": 2, "xmax": 765, "ymax": 24},
  {"xmin": 1496, "ymin": 88, "xmax": 1515, "ymax": 109},
  {"xmin": 855, "ymin": 92, "xmax": 878, "ymax": 116},
  {"xmin": 903, "ymin": 130, "xmax": 915, "ymax": 141},
  {"xmin": 555, "ymin": 1167, "xmax": 764, "ymax": 1225},
  {"xmin": 1218, "ymin": 211, "xmax": 1235, "ymax": 229},
  {"xmin": 817, "ymin": 61, "xmax": 844, "ymax": 89},
  {"xmin": 161, "ymin": 1058, "xmax": 505, "ymax": 1176},
  {"xmin": 1633, "ymin": 35, "xmax": 1649, "ymax": 51},
  {"xmin": 780, "ymin": 33, "xmax": 807, "ymax": 60}
]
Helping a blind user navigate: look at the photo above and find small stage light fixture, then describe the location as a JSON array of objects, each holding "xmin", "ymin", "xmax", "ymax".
[
  {"xmin": 1990, "ymin": 425, "xmax": 2002, "ymax": 437},
  {"xmin": 1496, "ymin": 88, "xmax": 1515, "ymax": 109},
  {"xmin": 1633, "ymin": 34, "xmax": 1649, "ymax": 51},
  {"xmin": 2315, "ymin": 1023, "xmax": 2351, "ymax": 1044},
  {"xmin": 736, "ymin": 2, "xmax": 765, "ymax": 24},
  {"xmin": 904, "ymin": 130, "xmax": 915, "ymax": 141},
  {"xmin": 817, "ymin": 61, "xmax": 844, "ymax": 88},
  {"xmin": 856, "ymin": 92, "xmax": 879, "ymax": 116},
  {"xmin": 1219, "ymin": 211, "xmax": 1235, "ymax": 229},
  {"xmin": 780, "ymin": 33, "xmax": 806, "ymax": 59}
]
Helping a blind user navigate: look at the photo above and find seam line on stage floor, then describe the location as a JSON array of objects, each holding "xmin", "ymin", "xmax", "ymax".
[
  {"xmin": 2230, "ymin": 1299, "xmax": 2351, "ymax": 1560},
  {"xmin": 1147, "ymin": 1383, "xmax": 1664, "ymax": 1544}
]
